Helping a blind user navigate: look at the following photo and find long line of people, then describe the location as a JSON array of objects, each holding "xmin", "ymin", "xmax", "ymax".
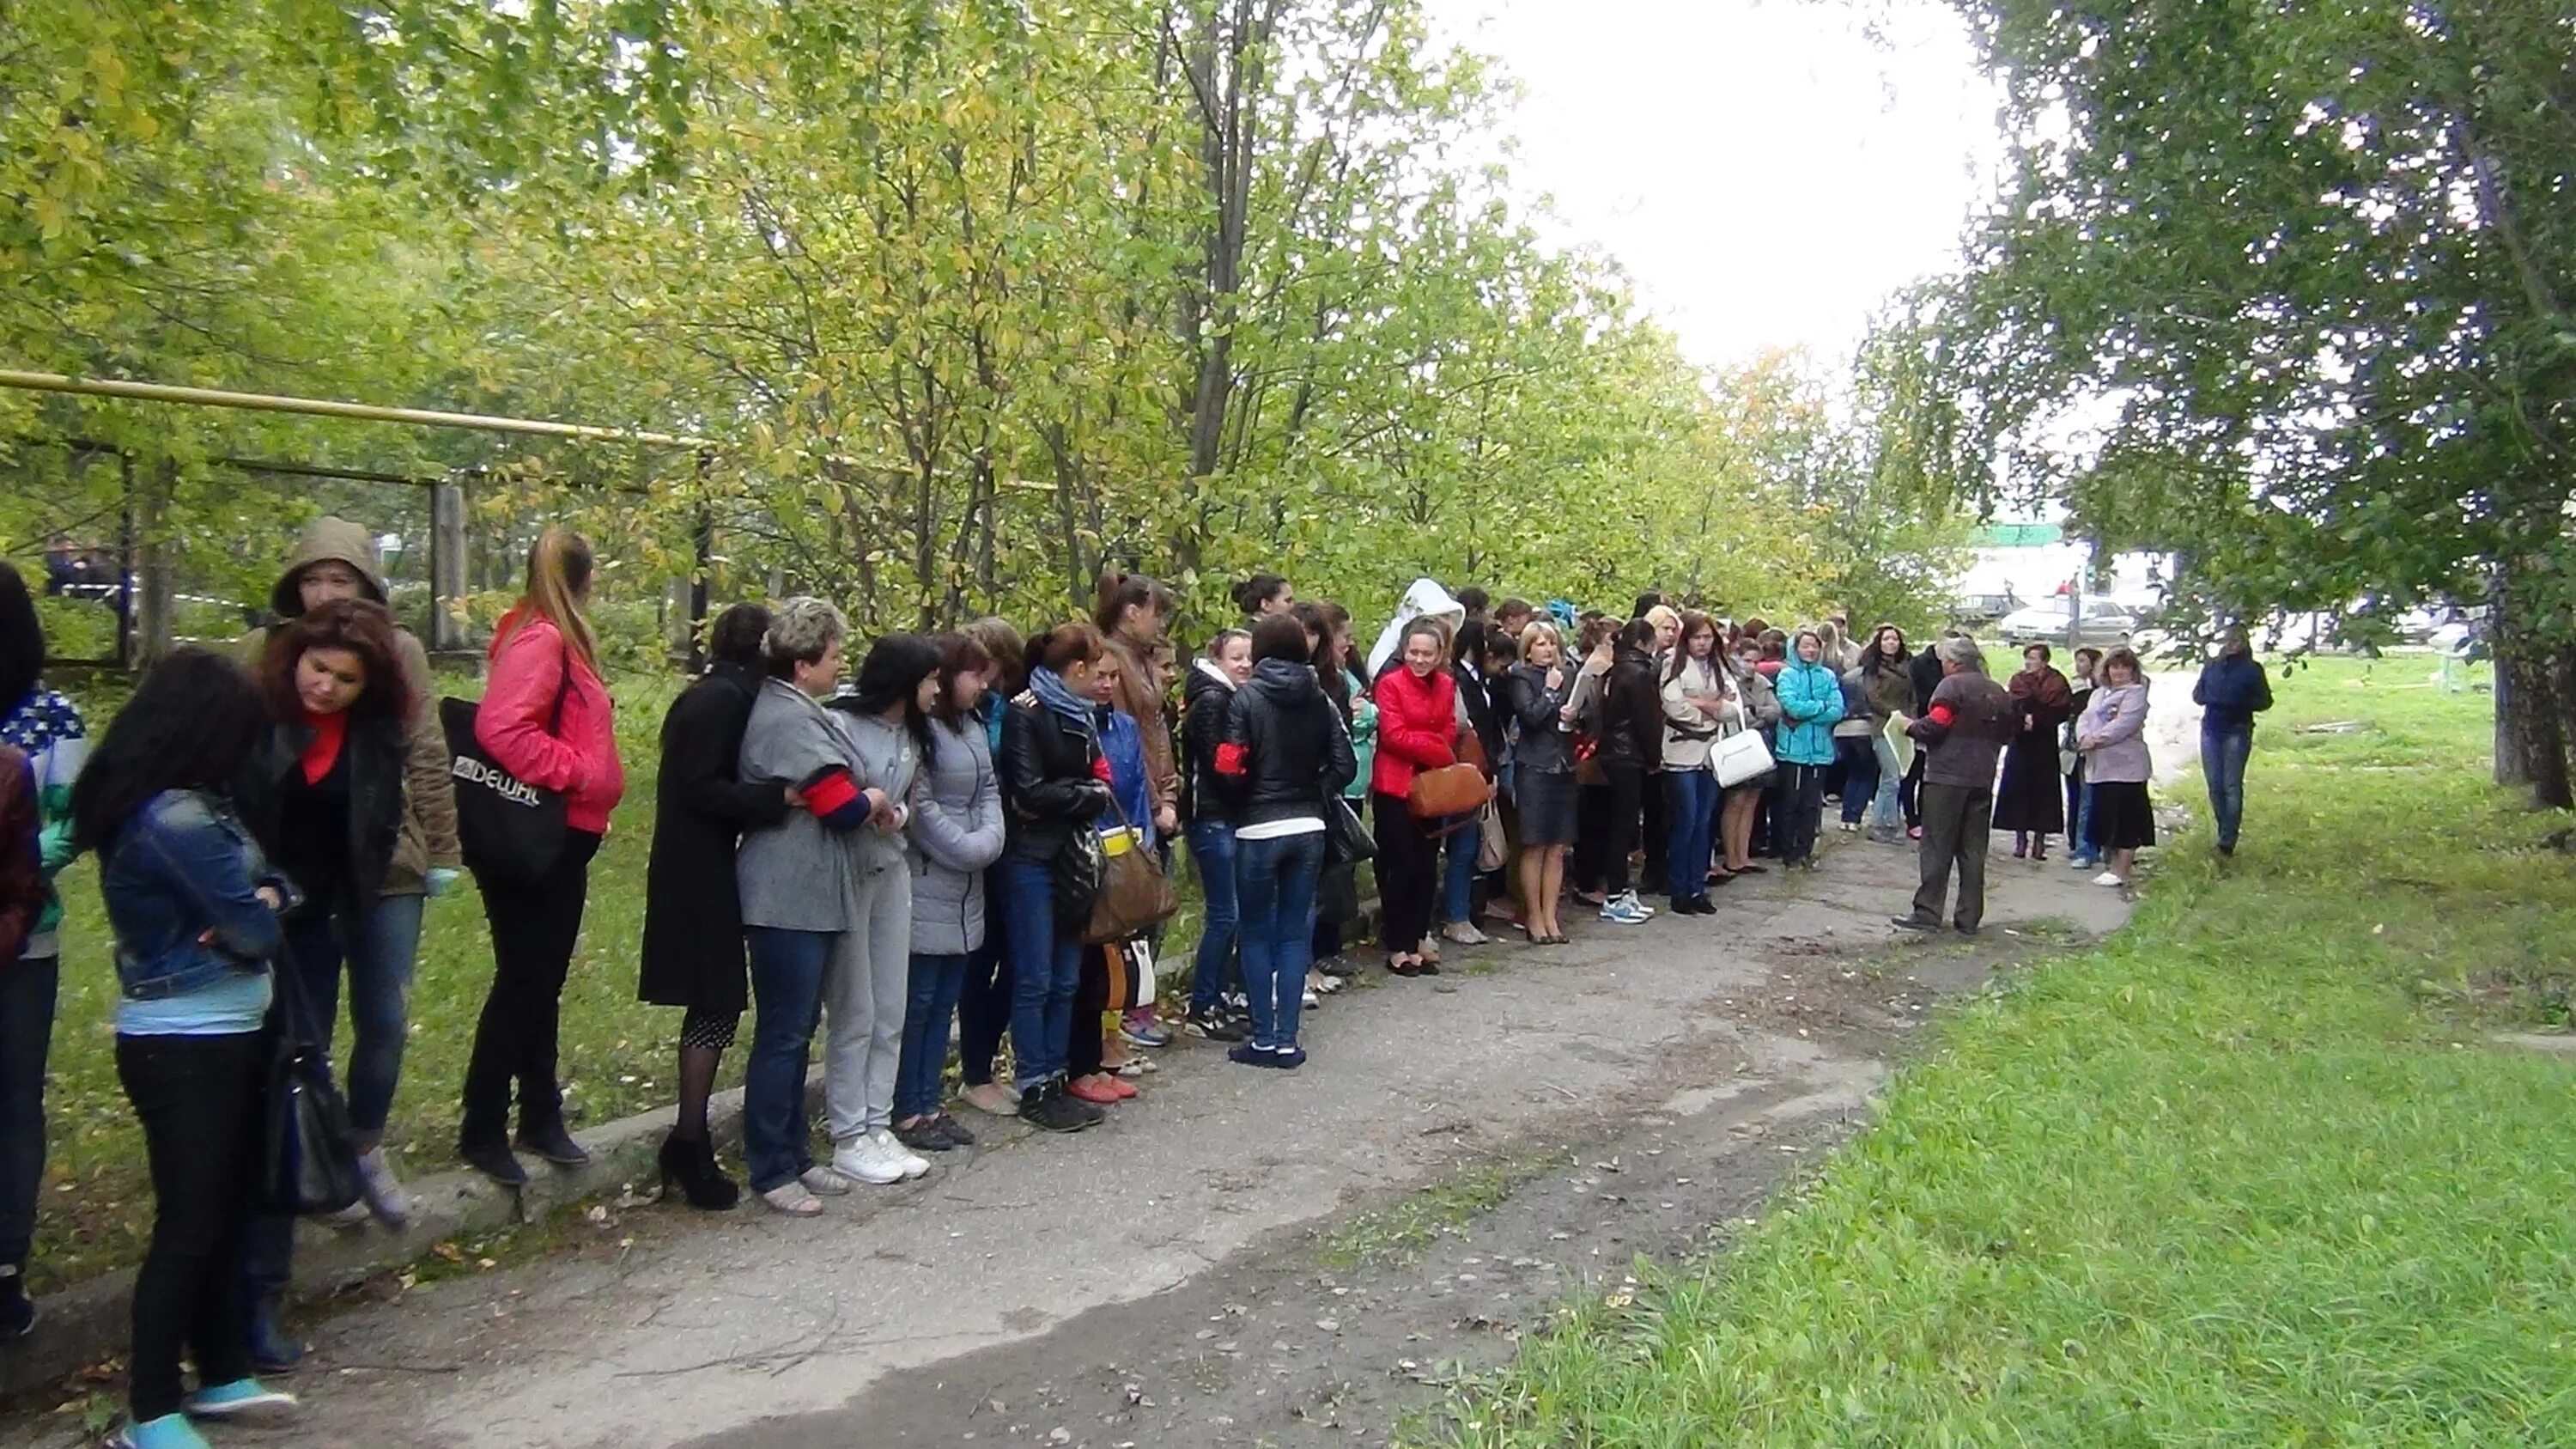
[{"xmin": 3, "ymin": 526, "xmax": 2264, "ymax": 1448}]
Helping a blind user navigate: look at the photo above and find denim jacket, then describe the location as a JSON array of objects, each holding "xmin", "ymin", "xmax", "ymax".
[{"xmin": 100, "ymin": 789, "xmax": 288, "ymax": 1001}]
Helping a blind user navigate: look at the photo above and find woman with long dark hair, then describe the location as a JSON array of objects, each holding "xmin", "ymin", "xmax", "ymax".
[
  {"xmin": 895, "ymin": 633, "xmax": 1005, "ymax": 1151},
  {"xmin": 1856, "ymin": 625, "xmax": 1912, "ymax": 843},
  {"xmin": 822, "ymin": 633, "xmax": 939, "ymax": 1178},
  {"xmin": 458, "ymin": 529, "xmax": 625, "ymax": 1185},
  {"xmin": 638, "ymin": 603, "xmax": 793, "ymax": 1209},
  {"xmin": 230, "ymin": 598, "xmax": 413, "ymax": 1365},
  {"xmin": 1212, "ymin": 616, "xmax": 1355, "ymax": 1068},
  {"xmin": 0, "ymin": 563, "xmax": 84, "ymax": 1341},
  {"xmin": 1657, "ymin": 612, "xmax": 1726, "ymax": 915},
  {"xmin": 1307, "ymin": 602, "xmax": 1373, "ymax": 977},
  {"xmin": 74, "ymin": 650, "xmax": 302, "ymax": 1447}
]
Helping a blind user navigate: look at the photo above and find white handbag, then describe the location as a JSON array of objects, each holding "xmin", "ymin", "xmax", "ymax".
[{"xmin": 1712, "ymin": 692, "xmax": 1775, "ymax": 788}]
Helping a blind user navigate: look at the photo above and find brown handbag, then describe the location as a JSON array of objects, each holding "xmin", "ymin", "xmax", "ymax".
[
  {"xmin": 1407, "ymin": 762, "xmax": 1491, "ymax": 819},
  {"xmin": 1080, "ymin": 796, "xmax": 1178, "ymax": 946}
]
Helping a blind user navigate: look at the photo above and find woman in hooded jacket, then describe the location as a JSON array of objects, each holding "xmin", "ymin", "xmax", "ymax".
[
  {"xmin": 895, "ymin": 633, "xmax": 1007, "ymax": 1154},
  {"xmin": 1371, "ymin": 620, "xmax": 1458, "ymax": 977}
]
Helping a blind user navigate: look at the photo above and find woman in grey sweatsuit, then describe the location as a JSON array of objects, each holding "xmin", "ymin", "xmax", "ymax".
[{"xmin": 822, "ymin": 635, "xmax": 940, "ymax": 1183}]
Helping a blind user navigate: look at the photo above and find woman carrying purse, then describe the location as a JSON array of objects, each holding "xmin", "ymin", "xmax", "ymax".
[{"xmin": 1370, "ymin": 620, "xmax": 1459, "ymax": 977}]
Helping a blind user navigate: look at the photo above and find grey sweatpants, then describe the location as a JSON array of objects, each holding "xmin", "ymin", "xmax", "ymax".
[
  {"xmin": 824, "ymin": 864, "xmax": 914, "ymax": 1143},
  {"xmin": 1911, "ymin": 782, "xmax": 1992, "ymax": 930}
]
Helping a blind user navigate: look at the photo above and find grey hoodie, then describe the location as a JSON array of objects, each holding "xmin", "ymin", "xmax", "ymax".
[{"xmin": 737, "ymin": 679, "xmax": 864, "ymax": 932}]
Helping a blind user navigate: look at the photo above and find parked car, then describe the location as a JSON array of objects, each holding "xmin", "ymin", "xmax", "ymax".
[{"xmin": 1997, "ymin": 599, "xmax": 2140, "ymax": 644}]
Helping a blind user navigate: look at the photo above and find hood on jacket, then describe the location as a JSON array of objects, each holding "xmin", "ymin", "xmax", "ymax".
[
  {"xmin": 270, "ymin": 516, "xmax": 390, "ymax": 618},
  {"xmin": 1187, "ymin": 658, "xmax": 1237, "ymax": 704},
  {"xmin": 1366, "ymin": 578, "xmax": 1465, "ymax": 676},
  {"xmin": 1247, "ymin": 657, "xmax": 1322, "ymax": 706}
]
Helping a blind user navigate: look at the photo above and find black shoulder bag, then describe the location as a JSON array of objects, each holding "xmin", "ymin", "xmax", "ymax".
[
  {"xmin": 442, "ymin": 663, "xmax": 573, "ymax": 885},
  {"xmin": 259, "ymin": 940, "xmax": 365, "ymax": 1217}
]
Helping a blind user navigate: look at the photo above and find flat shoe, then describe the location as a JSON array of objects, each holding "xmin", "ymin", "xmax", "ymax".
[{"xmin": 761, "ymin": 1183, "xmax": 823, "ymax": 1216}]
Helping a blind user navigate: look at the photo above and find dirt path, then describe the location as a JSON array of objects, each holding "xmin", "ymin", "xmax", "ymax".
[{"xmin": 11, "ymin": 833, "xmax": 2128, "ymax": 1449}]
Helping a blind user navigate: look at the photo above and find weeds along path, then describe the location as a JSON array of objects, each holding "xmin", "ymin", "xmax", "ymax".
[{"xmin": 15, "ymin": 831, "xmax": 2127, "ymax": 1449}]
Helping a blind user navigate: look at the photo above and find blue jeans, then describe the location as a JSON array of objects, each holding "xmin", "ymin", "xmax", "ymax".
[
  {"xmin": 1236, "ymin": 831, "xmax": 1325, "ymax": 1050},
  {"xmin": 1664, "ymin": 769, "xmax": 1717, "ymax": 902},
  {"xmin": 956, "ymin": 869, "xmax": 1010, "ymax": 1087},
  {"xmin": 998, "ymin": 856, "xmax": 1083, "ymax": 1089},
  {"xmin": 743, "ymin": 927, "xmax": 835, "ymax": 1193},
  {"xmin": 896, "ymin": 953, "xmax": 969, "ymax": 1121},
  {"xmin": 1187, "ymin": 820, "xmax": 1240, "ymax": 1015},
  {"xmin": 0, "ymin": 953, "xmax": 55, "ymax": 1271},
  {"xmin": 1837, "ymin": 737, "xmax": 1880, "ymax": 824},
  {"xmin": 2202, "ymin": 728, "xmax": 2253, "ymax": 849},
  {"xmin": 2070, "ymin": 781, "xmax": 2099, "ymax": 861},
  {"xmin": 1873, "ymin": 734, "xmax": 1904, "ymax": 828},
  {"xmin": 1442, "ymin": 813, "xmax": 1479, "ymax": 923}
]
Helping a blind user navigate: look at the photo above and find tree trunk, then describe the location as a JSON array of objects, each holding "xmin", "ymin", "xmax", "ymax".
[{"xmin": 2490, "ymin": 556, "xmax": 2573, "ymax": 808}]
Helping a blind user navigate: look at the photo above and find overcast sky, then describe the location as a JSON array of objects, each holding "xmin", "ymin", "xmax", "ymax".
[{"xmin": 1419, "ymin": 0, "xmax": 2002, "ymax": 370}]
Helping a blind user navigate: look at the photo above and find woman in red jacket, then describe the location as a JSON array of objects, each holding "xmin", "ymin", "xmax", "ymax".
[
  {"xmin": 1370, "ymin": 620, "xmax": 1457, "ymax": 977},
  {"xmin": 458, "ymin": 529, "xmax": 627, "ymax": 1185}
]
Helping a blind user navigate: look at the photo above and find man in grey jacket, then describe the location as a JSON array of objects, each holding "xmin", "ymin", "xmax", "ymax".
[{"xmin": 1894, "ymin": 636, "xmax": 2014, "ymax": 935}]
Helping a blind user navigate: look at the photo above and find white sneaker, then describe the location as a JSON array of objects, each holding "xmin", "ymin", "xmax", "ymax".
[
  {"xmin": 1619, "ymin": 890, "xmax": 1656, "ymax": 919},
  {"xmin": 800, "ymin": 1163, "xmax": 857, "ymax": 1195},
  {"xmin": 871, "ymin": 1129, "xmax": 931, "ymax": 1180},
  {"xmin": 1442, "ymin": 920, "xmax": 1491, "ymax": 946},
  {"xmin": 2093, "ymin": 871, "xmax": 2126, "ymax": 888},
  {"xmin": 1600, "ymin": 894, "xmax": 1650, "ymax": 925},
  {"xmin": 826, "ymin": 1139, "xmax": 904, "ymax": 1188}
]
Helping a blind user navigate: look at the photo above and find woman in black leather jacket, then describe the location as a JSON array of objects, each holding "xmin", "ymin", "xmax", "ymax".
[{"xmin": 996, "ymin": 623, "xmax": 1117, "ymax": 1134}]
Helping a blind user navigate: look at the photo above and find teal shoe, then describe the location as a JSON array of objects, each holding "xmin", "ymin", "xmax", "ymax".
[
  {"xmin": 181, "ymin": 1378, "xmax": 301, "ymax": 1424},
  {"xmin": 109, "ymin": 1414, "xmax": 210, "ymax": 1449}
]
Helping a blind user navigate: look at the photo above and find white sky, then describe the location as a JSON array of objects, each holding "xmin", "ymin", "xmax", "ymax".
[{"xmin": 1419, "ymin": 0, "xmax": 2003, "ymax": 369}]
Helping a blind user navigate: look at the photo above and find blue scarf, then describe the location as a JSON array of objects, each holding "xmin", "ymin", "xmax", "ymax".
[{"xmin": 1027, "ymin": 667, "xmax": 1100, "ymax": 729}]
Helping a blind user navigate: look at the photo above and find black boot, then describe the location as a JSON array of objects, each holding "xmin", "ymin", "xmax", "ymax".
[
  {"xmin": 1020, "ymin": 1077, "xmax": 1101, "ymax": 1134},
  {"xmin": 657, "ymin": 1133, "xmax": 740, "ymax": 1210},
  {"xmin": 516, "ymin": 1119, "xmax": 590, "ymax": 1167},
  {"xmin": 458, "ymin": 1135, "xmax": 529, "ymax": 1188},
  {"xmin": 0, "ymin": 1260, "xmax": 32, "ymax": 1339}
]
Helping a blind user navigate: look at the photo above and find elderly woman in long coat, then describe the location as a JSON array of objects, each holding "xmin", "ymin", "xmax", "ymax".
[{"xmin": 1994, "ymin": 641, "xmax": 2075, "ymax": 859}]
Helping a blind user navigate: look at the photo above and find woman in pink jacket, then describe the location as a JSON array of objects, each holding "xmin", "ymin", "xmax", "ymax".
[{"xmin": 457, "ymin": 529, "xmax": 627, "ymax": 1185}]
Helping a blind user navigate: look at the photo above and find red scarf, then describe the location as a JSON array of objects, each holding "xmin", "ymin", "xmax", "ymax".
[{"xmin": 300, "ymin": 708, "xmax": 348, "ymax": 785}]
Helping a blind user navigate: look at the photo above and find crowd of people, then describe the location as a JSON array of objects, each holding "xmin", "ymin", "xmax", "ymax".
[{"xmin": 0, "ymin": 518, "xmax": 2277, "ymax": 1448}]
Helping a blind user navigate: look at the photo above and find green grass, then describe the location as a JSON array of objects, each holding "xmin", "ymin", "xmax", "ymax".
[{"xmin": 1414, "ymin": 654, "xmax": 2576, "ymax": 1447}]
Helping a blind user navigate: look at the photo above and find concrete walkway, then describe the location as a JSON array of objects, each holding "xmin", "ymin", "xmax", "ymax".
[{"xmin": 12, "ymin": 831, "xmax": 2132, "ymax": 1448}]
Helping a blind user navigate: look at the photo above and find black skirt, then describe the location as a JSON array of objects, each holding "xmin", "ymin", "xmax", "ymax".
[
  {"xmin": 2087, "ymin": 780, "xmax": 2156, "ymax": 852},
  {"xmin": 1516, "ymin": 769, "xmax": 1578, "ymax": 846}
]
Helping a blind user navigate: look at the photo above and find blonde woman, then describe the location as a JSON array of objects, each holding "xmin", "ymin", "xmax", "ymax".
[
  {"xmin": 1507, "ymin": 620, "xmax": 1577, "ymax": 942},
  {"xmin": 458, "ymin": 530, "xmax": 626, "ymax": 1186}
]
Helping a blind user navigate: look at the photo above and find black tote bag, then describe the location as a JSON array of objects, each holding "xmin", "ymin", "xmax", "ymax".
[{"xmin": 442, "ymin": 667, "xmax": 571, "ymax": 885}]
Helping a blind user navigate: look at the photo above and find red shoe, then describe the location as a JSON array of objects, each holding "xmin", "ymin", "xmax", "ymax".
[
  {"xmin": 1067, "ymin": 1075, "xmax": 1122, "ymax": 1105},
  {"xmin": 1107, "ymin": 1075, "xmax": 1139, "ymax": 1100}
]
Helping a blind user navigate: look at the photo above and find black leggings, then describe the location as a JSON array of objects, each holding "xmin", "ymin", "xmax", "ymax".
[
  {"xmin": 118, "ymin": 1031, "xmax": 264, "ymax": 1422},
  {"xmin": 461, "ymin": 831, "xmax": 600, "ymax": 1143},
  {"xmin": 1571, "ymin": 779, "xmax": 1613, "ymax": 893},
  {"xmin": 1603, "ymin": 765, "xmax": 1645, "ymax": 898},
  {"xmin": 1373, "ymin": 792, "xmax": 1440, "ymax": 953}
]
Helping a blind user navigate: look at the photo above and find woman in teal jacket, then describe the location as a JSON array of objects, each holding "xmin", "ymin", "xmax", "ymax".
[{"xmin": 1771, "ymin": 629, "xmax": 1846, "ymax": 869}]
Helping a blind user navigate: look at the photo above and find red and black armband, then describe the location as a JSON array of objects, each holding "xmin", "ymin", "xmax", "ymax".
[{"xmin": 799, "ymin": 766, "xmax": 872, "ymax": 830}]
